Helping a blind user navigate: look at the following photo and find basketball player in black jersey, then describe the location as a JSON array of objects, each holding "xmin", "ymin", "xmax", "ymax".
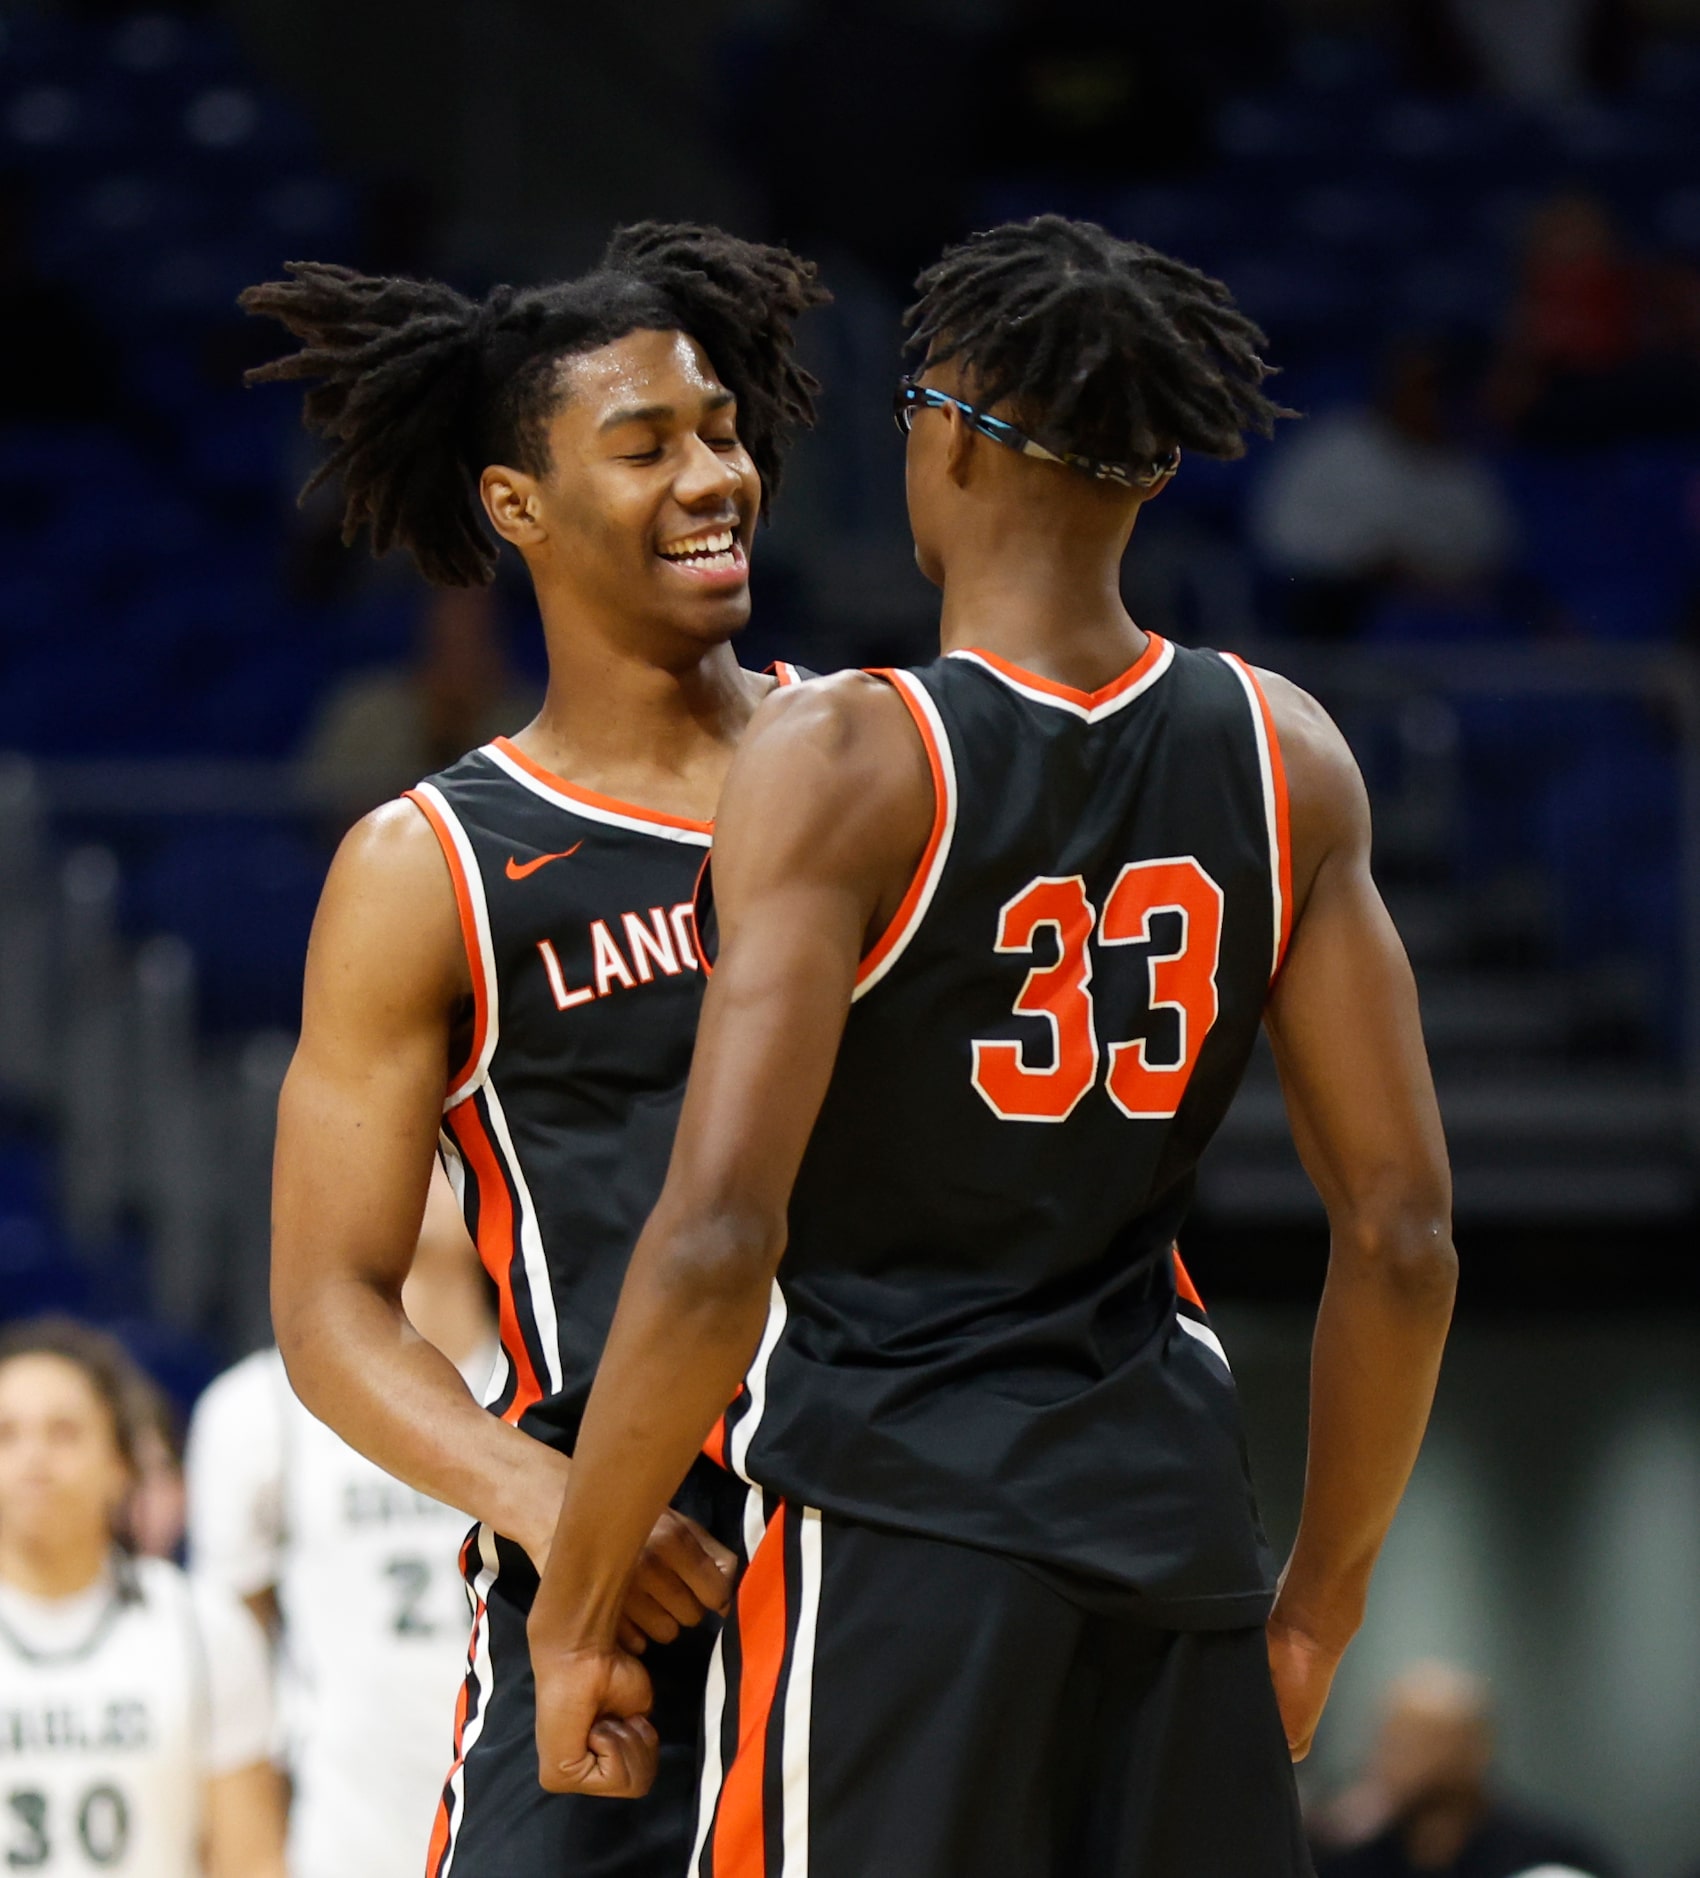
[
  {"xmin": 530, "ymin": 217, "xmax": 1457, "ymax": 1875},
  {"xmin": 252, "ymin": 225, "xmax": 826, "ymax": 1875}
]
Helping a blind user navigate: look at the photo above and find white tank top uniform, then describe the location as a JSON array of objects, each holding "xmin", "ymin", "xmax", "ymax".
[
  {"xmin": 185, "ymin": 1345, "xmax": 493, "ymax": 1878},
  {"xmin": 0, "ymin": 1555, "xmax": 273, "ymax": 1875}
]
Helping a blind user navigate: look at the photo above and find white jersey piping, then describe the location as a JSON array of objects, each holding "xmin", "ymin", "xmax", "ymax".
[
  {"xmin": 481, "ymin": 742, "xmax": 713, "ymax": 848},
  {"xmin": 410, "ymin": 782, "xmax": 501, "ymax": 1109},
  {"xmin": 947, "ymin": 636, "xmax": 1175, "ymax": 724}
]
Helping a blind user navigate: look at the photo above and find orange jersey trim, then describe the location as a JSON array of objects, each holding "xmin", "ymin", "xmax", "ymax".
[
  {"xmin": 703, "ymin": 1410, "xmax": 729, "ymax": 1470},
  {"xmin": 855, "ymin": 670, "xmax": 951, "ymax": 990},
  {"xmin": 426, "ymin": 1566, "xmax": 484, "ymax": 1878},
  {"xmin": 1173, "ymin": 1247, "xmax": 1206, "ymax": 1312},
  {"xmin": 491, "ymin": 736, "xmax": 715, "ymax": 837},
  {"xmin": 692, "ymin": 850, "xmax": 715, "ymax": 981},
  {"xmin": 1225, "ymin": 658, "xmax": 1295, "ymax": 977},
  {"xmin": 445, "ymin": 1100, "xmax": 543, "ymax": 1425},
  {"xmin": 713, "ymin": 1503, "xmax": 790, "ymax": 1878},
  {"xmin": 405, "ymin": 787, "xmax": 490, "ymax": 1103},
  {"xmin": 960, "ymin": 632, "xmax": 1168, "ymax": 713}
]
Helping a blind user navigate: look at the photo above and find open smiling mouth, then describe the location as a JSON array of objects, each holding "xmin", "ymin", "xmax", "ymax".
[{"xmin": 656, "ymin": 527, "xmax": 746, "ymax": 578}]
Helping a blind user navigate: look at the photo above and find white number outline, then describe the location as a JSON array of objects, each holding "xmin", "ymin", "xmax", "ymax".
[
  {"xmin": 1098, "ymin": 857, "xmax": 1224, "ymax": 1121},
  {"xmin": 970, "ymin": 875, "xmax": 1101, "ymax": 1124}
]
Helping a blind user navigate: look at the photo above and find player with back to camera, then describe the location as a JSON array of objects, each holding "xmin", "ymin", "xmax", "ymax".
[
  {"xmin": 0, "ymin": 1318, "xmax": 285, "ymax": 1878},
  {"xmin": 184, "ymin": 1167, "xmax": 497, "ymax": 1878},
  {"xmin": 527, "ymin": 216, "xmax": 1459, "ymax": 1877},
  {"xmin": 245, "ymin": 223, "xmax": 827, "ymax": 1876}
]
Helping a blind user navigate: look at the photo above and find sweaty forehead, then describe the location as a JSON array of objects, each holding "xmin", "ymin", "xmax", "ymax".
[{"xmin": 558, "ymin": 328, "xmax": 727, "ymax": 421}]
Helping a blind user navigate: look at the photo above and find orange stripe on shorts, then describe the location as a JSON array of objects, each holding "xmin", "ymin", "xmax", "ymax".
[{"xmin": 713, "ymin": 1504, "xmax": 790, "ymax": 1877}]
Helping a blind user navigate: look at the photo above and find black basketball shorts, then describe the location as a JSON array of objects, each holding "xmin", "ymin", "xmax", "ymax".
[
  {"xmin": 691, "ymin": 1493, "xmax": 1314, "ymax": 1878},
  {"xmin": 429, "ymin": 1456, "xmax": 746, "ymax": 1878}
]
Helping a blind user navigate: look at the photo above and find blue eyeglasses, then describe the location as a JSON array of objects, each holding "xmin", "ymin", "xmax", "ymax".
[{"xmin": 892, "ymin": 377, "xmax": 1180, "ymax": 491}]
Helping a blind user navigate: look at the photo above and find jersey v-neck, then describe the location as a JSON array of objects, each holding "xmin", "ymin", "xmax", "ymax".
[{"xmin": 947, "ymin": 633, "xmax": 1173, "ymax": 723}]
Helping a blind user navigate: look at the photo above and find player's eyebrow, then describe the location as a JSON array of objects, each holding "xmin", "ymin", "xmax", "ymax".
[{"xmin": 600, "ymin": 389, "xmax": 736, "ymax": 432}]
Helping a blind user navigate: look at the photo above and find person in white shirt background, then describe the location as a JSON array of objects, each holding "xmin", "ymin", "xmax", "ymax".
[
  {"xmin": 0, "ymin": 1317, "xmax": 285, "ymax": 1878},
  {"xmin": 1250, "ymin": 337, "xmax": 1518, "ymax": 642},
  {"xmin": 185, "ymin": 1167, "xmax": 496, "ymax": 1878}
]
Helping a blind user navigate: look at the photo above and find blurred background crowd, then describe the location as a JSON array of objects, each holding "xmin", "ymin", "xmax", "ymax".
[{"xmin": 0, "ymin": 0, "xmax": 1697, "ymax": 1872}]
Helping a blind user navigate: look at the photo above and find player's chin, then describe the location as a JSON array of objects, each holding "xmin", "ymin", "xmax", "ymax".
[{"xmin": 657, "ymin": 581, "xmax": 752, "ymax": 644}]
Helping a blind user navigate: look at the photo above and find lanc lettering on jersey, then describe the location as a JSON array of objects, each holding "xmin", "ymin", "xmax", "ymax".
[{"xmin": 536, "ymin": 902, "xmax": 700, "ymax": 1012}]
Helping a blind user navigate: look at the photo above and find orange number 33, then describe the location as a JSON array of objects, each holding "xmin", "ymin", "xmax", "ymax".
[{"xmin": 971, "ymin": 859, "xmax": 1223, "ymax": 1124}]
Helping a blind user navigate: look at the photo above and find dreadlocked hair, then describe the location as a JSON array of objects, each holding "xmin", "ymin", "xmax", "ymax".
[
  {"xmin": 906, "ymin": 215, "xmax": 1291, "ymax": 474},
  {"xmin": 240, "ymin": 223, "xmax": 829, "ymax": 587}
]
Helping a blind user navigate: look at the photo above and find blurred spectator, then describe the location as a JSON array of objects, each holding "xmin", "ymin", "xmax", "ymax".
[
  {"xmin": 1399, "ymin": 0, "xmax": 1637, "ymax": 100},
  {"xmin": 1313, "ymin": 1661, "xmax": 1621, "ymax": 1878},
  {"xmin": 123, "ymin": 1370, "xmax": 187, "ymax": 1561},
  {"xmin": 1489, "ymin": 194, "xmax": 1700, "ymax": 447},
  {"xmin": 0, "ymin": 1316, "xmax": 286, "ymax": 1876},
  {"xmin": 1251, "ymin": 340, "xmax": 1516, "ymax": 639},
  {"xmin": 298, "ymin": 583, "xmax": 539, "ymax": 831},
  {"xmin": 186, "ymin": 1167, "xmax": 496, "ymax": 1878}
]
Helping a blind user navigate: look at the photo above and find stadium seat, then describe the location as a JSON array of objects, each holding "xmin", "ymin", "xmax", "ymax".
[
  {"xmin": 0, "ymin": 1215, "xmax": 90, "ymax": 1316},
  {"xmin": 127, "ymin": 822, "xmax": 327, "ymax": 1032}
]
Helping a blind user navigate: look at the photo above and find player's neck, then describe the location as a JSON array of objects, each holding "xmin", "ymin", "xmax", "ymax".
[
  {"xmin": 0, "ymin": 1527, "xmax": 112, "ymax": 1601},
  {"xmin": 512, "ymin": 602, "xmax": 764, "ymax": 816},
  {"xmin": 936, "ymin": 539, "xmax": 1147, "ymax": 692}
]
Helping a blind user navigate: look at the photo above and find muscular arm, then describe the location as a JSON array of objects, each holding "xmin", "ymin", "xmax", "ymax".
[
  {"xmin": 274, "ymin": 801, "xmax": 738, "ymax": 1645},
  {"xmin": 270, "ymin": 801, "xmax": 568, "ymax": 1561},
  {"xmin": 526, "ymin": 677, "xmax": 933, "ymax": 1796},
  {"xmin": 1256, "ymin": 673, "xmax": 1457, "ymax": 1759}
]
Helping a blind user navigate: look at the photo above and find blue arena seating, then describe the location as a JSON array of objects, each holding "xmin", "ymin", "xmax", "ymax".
[{"xmin": 0, "ymin": 7, "xmax": 1694, "ymax": 1036}]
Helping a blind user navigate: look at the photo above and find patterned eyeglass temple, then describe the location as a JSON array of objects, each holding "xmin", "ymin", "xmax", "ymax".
[{"xmin": 892, "ymin": 378, "xmax": 1181, "ymax": 492}]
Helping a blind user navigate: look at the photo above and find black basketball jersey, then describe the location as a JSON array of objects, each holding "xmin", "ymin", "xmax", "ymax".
[
  {"xmin": 406, "ymin": 665, "xmax": 806, "ymax": 1454},
  {"xmin": 721, "ymin": 635, "xmax": 1292, "ymax": 1626}
]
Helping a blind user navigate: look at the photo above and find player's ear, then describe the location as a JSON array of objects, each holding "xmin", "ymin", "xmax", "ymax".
[
  {"xmin": 943, "ymin": 403, "xmax": 976, "ymax": 488},
  {"xmin": 1138, "ymin": 456, "xmax": 1180, "ymax": 506},
  {"xmin": 482, "ymin": 465, "xmax": 547, "ymax": 550}
]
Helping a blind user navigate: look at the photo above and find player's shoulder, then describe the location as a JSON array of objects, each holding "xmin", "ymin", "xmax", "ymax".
[
  {"xmin": 716, "ymin": 669, "xmax": 934, "ymax": 879},
  {"xmin": 1246, "ymin": 664, "xmax": 1364, "ymax": 809},
  {"xmin": 308, "ymin": 794, "xmax": 467, "ymax": 1002},
  {"xmin": 747, "ymin": 666, "xmax": 909, "ymax": 747},
  {"xmin": 334, "ymin": 792, "xmax": 456, "ymax": 890},
  {"xmin": 1241, "ymin": 665, "xmax": 1372, "ymax": 899},
  {"xmin": 1244, "ymin": 664, "xmax": 1339, "ymax": 755},
  {"xmin": 313, "ymin": 794, "xmax": 463, "ymax": 951},
  {"xmin": 733, "ymin": 669, "xmax": 932, "ymax": 823}
]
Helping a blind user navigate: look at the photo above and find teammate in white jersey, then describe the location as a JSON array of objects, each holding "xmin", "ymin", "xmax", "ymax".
[
  {"xmin": 0, "ymin": 1318, "xmax": 284, "ymax": 1878},
  {"xmin": 185, "ymin": 1169, "xmax": 496, "ymax": 1878}
]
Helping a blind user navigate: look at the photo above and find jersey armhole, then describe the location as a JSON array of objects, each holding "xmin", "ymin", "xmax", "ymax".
[
  {"xmin": 852, "ymin": 670, "xmax": 958, "ymax": 1000},
  {"xmin": 403, "ymin": 785, "xmax": 498, "ymax": 1108},
  {"xmin": 1222, "ymin": 657, "xmax": 1294, "ymax": 981},
  {"xmin": 691, "ymin": 849, "xmax": 716, "ymax": 979}
]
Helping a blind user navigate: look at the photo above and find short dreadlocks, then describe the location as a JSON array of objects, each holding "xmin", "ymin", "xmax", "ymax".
[{"xmin": 905, "ymin": 215, "xmax": 1290, "ymax": 478}]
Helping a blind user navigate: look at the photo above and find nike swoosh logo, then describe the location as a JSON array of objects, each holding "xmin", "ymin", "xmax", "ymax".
[{"xmin": 505, "ymin": 842, "xmax": 584, "ymax": 881}]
